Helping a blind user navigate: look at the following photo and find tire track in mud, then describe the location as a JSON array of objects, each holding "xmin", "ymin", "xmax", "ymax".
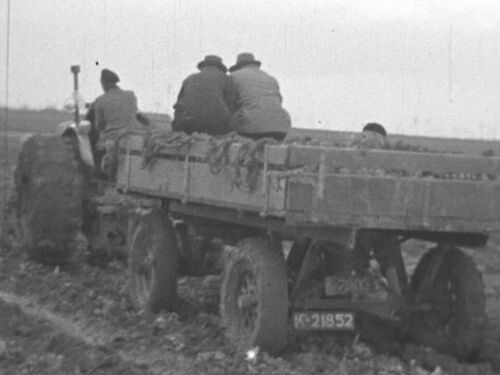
[
  {"xmin": 0, "ymin": 294, "xmax": 146, "ymax": 374},
  {"xmin": 0, "ymin": 291, "xmax": 102, "ymax": 346},
  {"xmin": 1, "ymin": 288, "xmax": 500, "ymax": 375},
  {"xmin": 0, "ymin": 291, "xmax": 200, "ymax": 375},
  {"xmin": 2, "ymin": 245, "xmax": 500, "ymax": 374}
]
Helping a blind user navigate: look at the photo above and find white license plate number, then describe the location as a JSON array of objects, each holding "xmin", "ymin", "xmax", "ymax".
[{"xmin": 293, "ymin": 311, "xmax": 355, "ymax": 330}]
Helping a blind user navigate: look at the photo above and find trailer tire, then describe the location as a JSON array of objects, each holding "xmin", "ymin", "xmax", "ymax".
[
  {"xmin": 128, "ymin": 211, "xmax": 178, "ymax": 312},
  {"xmin": 406, "ymin": 246, "xmax": 486, "ymax": 360},
  {"xmin": 221, "ymin": 237, "xmax": 288, "ymax": 353}
]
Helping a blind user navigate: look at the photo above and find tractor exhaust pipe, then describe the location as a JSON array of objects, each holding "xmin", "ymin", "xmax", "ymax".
[{"xmin": 70, "ymin": 65, "xmax": 80, "ymax": 125}]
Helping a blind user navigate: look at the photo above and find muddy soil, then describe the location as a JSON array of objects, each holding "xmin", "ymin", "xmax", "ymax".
[
  {"xmin": 0, "ymin": 298, "xmax": 147, "ymax": 375},
  {"xmin": 0, "ymin": 240, "xmax": 499, "ymax": 375}
]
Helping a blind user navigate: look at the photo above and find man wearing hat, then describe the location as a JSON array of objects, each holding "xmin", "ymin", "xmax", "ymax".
[
  {"xmin": 172, "ymin": 55, "xmax": 234, "ymax": 135},
  {"xmin": 93, "ymin": 69, "xmax": 142, "ymax": 178},
  {"xmin": 93, "ymin": 69, "xmax": 142, "ymax": 147},
  {"xmin": 229, "ymin": 53, "xmax": 291, "ymax": 141}
]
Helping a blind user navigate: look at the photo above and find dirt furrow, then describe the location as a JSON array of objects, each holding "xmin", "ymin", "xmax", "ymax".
[{"xmin": 1, "ymin": 243, "xmax": 500, "ymax": 374}]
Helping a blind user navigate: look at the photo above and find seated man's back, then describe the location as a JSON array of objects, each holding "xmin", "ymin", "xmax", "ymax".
[
  {"xmin": 95, "ymin": 86, "xmax": 140, "ymax": 143},
  {"xmin": 229, "ymin": 53, "xmax": 291, "ymax": 141},
  {"xmin": 172, "ymin": 55, "xmax": 234, "ymax": 135}
]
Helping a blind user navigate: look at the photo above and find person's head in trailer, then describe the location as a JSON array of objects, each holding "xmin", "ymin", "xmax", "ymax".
[{"xmin": 359, "ymin": 122, "xmax": 388, "ymax": 149}]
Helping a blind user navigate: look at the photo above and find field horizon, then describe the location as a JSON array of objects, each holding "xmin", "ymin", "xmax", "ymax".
[{"xmin": 3, "ymin": 106, "xmax": 500, "ymax": 156}]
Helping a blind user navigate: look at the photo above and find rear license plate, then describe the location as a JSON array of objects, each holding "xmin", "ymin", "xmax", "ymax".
[{"xmin": 293, "ymin": 311, "xmax": 355, "ymax": 330}]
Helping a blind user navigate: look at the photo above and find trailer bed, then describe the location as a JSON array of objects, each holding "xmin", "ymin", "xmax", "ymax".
[{"xmin": 116, "ymin": 132, "xmax": 500, "ymax": 235}]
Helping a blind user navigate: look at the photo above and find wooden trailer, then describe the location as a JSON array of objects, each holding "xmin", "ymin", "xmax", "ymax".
[{"xmin": 116, "ymin": 131, "xmax": 500, "ymax": 359}]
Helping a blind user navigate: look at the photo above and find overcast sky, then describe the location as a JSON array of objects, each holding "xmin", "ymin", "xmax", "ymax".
[{"xmin": 1, "ymin": 0, "xmax": 500, "ymax": 138}]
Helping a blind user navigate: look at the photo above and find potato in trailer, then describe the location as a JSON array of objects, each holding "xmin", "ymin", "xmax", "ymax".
[{"xmin": 117, "ymin": 131, "xmax": 499, "ymax": 359}]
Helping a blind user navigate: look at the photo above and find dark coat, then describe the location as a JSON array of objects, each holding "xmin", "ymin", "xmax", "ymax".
[
  {"xmin": 94, "ymin": 86, "xmax": 141, "ymax": 146},
  {"xmin": 172, "ymin": 67, "xmax": 235, "ymax": 135}
]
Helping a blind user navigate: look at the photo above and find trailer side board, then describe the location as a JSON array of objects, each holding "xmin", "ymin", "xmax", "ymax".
[
  {"xmin": 288, "ymin": 145, "xmax": 500, "ymax": 177},
  {"xmin": 117, "ymin": 136, "xmax": 287, "ymax": 215},
  {"xmin": 290, "ymin": 128, "xmax": 500, "ymax": 156},
  {"xmin": 286, "ymin": 173, "xmax": 500, "ymax": 232},
  {"xmin": 117, "ymin": 133, "xmax": 500, "ymax": 235}
]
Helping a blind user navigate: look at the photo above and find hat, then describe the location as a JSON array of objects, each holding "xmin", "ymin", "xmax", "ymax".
[
  {"xmin": 229, "ymin": 53, "xmax": 261, "ymax": 72},
  {"xmin": 100, "ymin": 69, "xmax": 120, "ymax": 84},
  {"xmin": 362, "ymin": 122, "xmax": 387, "ymax": 137},
  {"xmin": 197, "ymin": 55, "xmax": 227, "ymax": 72}
]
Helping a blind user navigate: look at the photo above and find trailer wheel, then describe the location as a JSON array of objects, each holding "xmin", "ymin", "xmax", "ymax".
[
  {"xmin": 128, "ymin": 211, "xmax": 178, "ymax": 312},
  {"xmin": 220, "ymin": 237, "xmax": 288, "ymax": 353},
  {"xmin": 406, "ymin": 245, "xmax": 486, "ymax": 360}
]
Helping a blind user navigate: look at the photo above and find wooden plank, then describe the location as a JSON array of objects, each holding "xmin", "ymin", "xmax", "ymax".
[
  {"xmin": 289, "ymin": 128, "xmax": 500, "ymax": 156},
  {"xmin": 128, "ymin": 130, "xmax": 500, "ymax": 167},
  {"xmin": 124, "ymin": 134, "xmax": 290, "ymax": 166},
  {"xmin": 118, "ymin": 154, "xmax": 287, "ymax": 215},
  {"xmin": 288, "ymin": 145, "xmax": 500, "ymax": 177},
  {"xmin": 286, "ymin": 174, "xmax": 500, "ymax": 232},
  {"xmin": 127, "ymin": 133, "xmax": 500, "ymax": 177}
]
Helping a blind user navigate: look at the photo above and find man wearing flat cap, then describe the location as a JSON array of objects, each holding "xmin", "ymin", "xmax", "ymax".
[
  {"xmin": 93, "ymin": 69, "xmax": 142, "ymax": 146},
  {"xmin": 92, "ymin": 69, "xmax": 142, "ymax": 178},
  {"xmin": 172, "ymin": 55, "xmax": 235, "ymax": 135},
  {"xmin": 229, "ymin": 53, "xmax": 291, "ymax": 141}
]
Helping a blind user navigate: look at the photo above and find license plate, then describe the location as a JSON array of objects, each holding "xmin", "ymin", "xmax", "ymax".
[
  {"xmin": 293, "ymin": 311, "xmax": 355, "ymax": 330},
  {"xmin": 324, "ymin": 275, "xmax": 372, "ymax": 297}
]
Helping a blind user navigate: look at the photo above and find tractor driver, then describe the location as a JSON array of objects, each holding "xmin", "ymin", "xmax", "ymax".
[
  {"xmin": 88, "ymin": 69, "xmax": 143, "ymax": 178},
  {"xmin": 93, "ymin": 69, "xmax": 142, "ymax": 148}
]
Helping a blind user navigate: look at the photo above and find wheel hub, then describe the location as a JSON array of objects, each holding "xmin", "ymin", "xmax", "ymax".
[
  {"xmin": 135, "ymin": 241, "xmax": 155, "ymax": 302},
  {"xmin": 237, "ymin": 272, "xmax": 258, "ymax": 329}
]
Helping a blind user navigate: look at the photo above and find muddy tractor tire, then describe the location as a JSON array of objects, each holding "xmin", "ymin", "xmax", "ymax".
[
  {"xmin": 406, "ymin": 245, "xmax": 486, "ymax": 360},
  {"xmin": 128, "ymin": 210, "xmax": 178, "ymax": 312},
  {"xmin": 13, "ymin": 134, "xmax": 85, "ymax": 265},
  {"xmin": 221, "ymin": 237, "xmax": 288, "ymax": 353}
]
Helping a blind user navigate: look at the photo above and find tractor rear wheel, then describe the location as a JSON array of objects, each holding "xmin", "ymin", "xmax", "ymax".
[
  {"xmin": 406, "ymin": 245, "xmax": 486, "ymax": 360},
  {"xmin": 128, "ymin": 210, "xmax": 178, "ymax": 312},
  {"xmin": 220, "ymin": 237, "xmax": 288, "ymax": 353},
  {"xmin": 13, "ymin": 134, "xmax": 85, "ymax": 265}
]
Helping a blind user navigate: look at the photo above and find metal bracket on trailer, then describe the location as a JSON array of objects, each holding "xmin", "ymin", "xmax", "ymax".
[
  {"xmin": 182, "ymin": 143, "xmax": 191, "ymax": 204},
  {"xmin": 260, "ymin": 145, "xmax": 273, "ymax": 217}
]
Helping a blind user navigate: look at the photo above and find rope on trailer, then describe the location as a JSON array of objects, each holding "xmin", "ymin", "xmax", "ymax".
[
  {"xmin": 141, "ymin": 129, "xmax": 210, "ymax": 168},
  {"xmin": 141, "ymin": 129, "xmax": 279, "ymax": 193},
  {"xmin": 205, "ymin": 134, "xmax": 279, "ymax": 193},
  {"xmin": 205, "ymin": 132, "xmax": 243, "ymax": 174},
  {"xmin": 230, "ymin": 137, "xmax": 278, "ymax": 193}
]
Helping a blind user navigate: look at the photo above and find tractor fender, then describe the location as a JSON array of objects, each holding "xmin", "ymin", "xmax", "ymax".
[{"xmin": 57, "ymin": 121, "xmax": 95, "ymax": 168}]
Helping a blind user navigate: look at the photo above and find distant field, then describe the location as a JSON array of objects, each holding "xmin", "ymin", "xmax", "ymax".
[
  {"xmin": 3, "ymin": 106, "xmax": 500, "ymax": 155},
  {"xmin": 0, "ymin": 107, "xmax": 172, "ymax": 134},
  {"xmin": 0, "ymin": 107, "xmax": 72, "ymax": 133}
]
